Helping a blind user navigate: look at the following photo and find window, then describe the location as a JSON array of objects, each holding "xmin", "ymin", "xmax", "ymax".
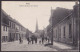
[
  {"xmin": 3, "ymin": 26, "xmax": 5, "ymax": 31},
  {"xmin": 5, "ymin": 36, "xmax": 7, "ymax": 41},
  {"xmin": 2, "ymin": 36, "xmax": 5, "ymax": 42},
  {"xmin": 69, "ymin": 24, "xmax": 72, "ymax": 38},
  {"xmin": 2, "ymin": 36, "xmax": 6, "ymax": 42},
  {"xmin": 12, "ymin": 22, "xmax": 13, "ymax": 28},
  {"xmin": 12, "ymin": 23, "xmax": 14, "ymax": 29},
  {"xmin": 9, "ymin": 21, "xmax": 11, "ymax": 27},
  {"xmin": 14, "ymin": 24, "xmax": 15, "ymax": 29},
  {"xmin": 59, "ymin": 28, "xmax": 61, "ymax": 38},
  {"xmin": 10, "ymin": 22, "xmax": 12, "ymax": 28},
  {"xmin": 6, "ymin": 26, "xmax": 7, "ymax": 31},
  {"xmin": 64, "ymin": 26, "xmax": 65, "ymax": 38},
  {"xmin": 16, "ymin": 34, "xmax": 18, "ymax": 40},
  {"xmin": 56, "ymin": 30, "xmax": 57, "ymax": 38}
]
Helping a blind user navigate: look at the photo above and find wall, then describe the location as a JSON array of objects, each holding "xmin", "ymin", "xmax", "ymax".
[
  {"xmin": 1, "ymin": 25, "xmax": 9, "ymax": 36},
  {"xmin": 53, "ymin": 16, "xmax": 73, "ymax": 44}
]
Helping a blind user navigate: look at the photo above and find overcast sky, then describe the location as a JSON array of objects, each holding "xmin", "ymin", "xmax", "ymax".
[{"xmin": 2, "ymin": 1, "xmax": 75, "ymax": 32}]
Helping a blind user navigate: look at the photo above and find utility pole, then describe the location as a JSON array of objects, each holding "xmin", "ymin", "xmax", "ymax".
[
  {"xmin": 51, "ymin": 7, "xmax": 53, "ymax": 45},
  {"xmin": 76, "ymin": 1, "xmax": 79, "ymax": 50}
]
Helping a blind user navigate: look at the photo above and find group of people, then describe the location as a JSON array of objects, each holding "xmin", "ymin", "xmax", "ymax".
[
  {"xmin": 27, "ymin": 36, "xmax": 50, "ymax": 44},
  {"xmin": 27, "ymin": 36, "xmax": 37, "ymax": 44},
  {"xmin": 19, "ymin": 36, "xmax": 50, "ymax": 44}
]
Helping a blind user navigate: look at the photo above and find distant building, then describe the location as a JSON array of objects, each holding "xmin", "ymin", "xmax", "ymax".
[
  {"xmin": 49, "ymin": 3, "xmax": 79, "ymax": 46},
  {"xmin": 34, "ymin": 19, "xmax": 44, "ymax": 38}
]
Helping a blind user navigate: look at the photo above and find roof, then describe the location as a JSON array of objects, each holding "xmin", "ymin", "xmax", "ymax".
[
  {"xmin": 49, "ymin": 7, "xmax": 73, "ymax": 26},
  {"xmin": 1, "ymin": 9, "xmax": 27, "ymax": 29}
]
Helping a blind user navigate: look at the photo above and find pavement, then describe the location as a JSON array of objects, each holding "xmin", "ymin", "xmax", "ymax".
[
  {"xmin": 44, "ymin": 40, "xmax": 79, "ymax": 52},
  {"xmin": 1, "ymin": 39, "xmax": 79, "ymax": 52}
]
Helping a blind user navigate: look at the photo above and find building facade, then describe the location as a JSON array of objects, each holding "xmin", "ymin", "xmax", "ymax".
[
  {"xmin": 1, "ymin": 23, "xmax": 9, "ymax": 42},
  {"xmin": 1, "ymin": 9, "xmax": 27, "ymax": 42},
  {"xmin": 49, "ymin": 3, "xmax": 79, "ymax": 46}
]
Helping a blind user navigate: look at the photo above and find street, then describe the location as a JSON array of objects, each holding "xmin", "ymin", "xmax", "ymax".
[
  {"xmin": 1, "ymin": 39, "xmax": 78, "ymax": 51},
  {"xmin": 1, "ymin": 1, "xmax": 79, "ymax": 52},
  {"xmin": 1, "ymin": 40, "xmax": 57, "ymax": 51}
]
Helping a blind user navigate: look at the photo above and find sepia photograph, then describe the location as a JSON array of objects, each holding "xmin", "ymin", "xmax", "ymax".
[{"xmin": 1, "ymin": 1, "xmax": 79, "ymax": 51}]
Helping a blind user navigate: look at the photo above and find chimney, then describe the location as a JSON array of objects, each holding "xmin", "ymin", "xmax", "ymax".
[{"xmin": 73, "ymin": 1, "xmax": 79, "ymax": 17}]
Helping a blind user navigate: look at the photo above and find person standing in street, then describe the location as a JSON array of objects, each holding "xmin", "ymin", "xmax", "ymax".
[
  {"xmin": 48, "ymin": 38, "xmax": 49, "ymax": 43},
  {"xmin": 31, "ymin": 36, "xmax": 34, "ymax": 44},
  {"xmin": 21, "ymin": 38, "xmax": 23, "ymax": 43},
  {"xmin": 35, "ymin": 37, "xmax": 37, "ymax": 43},
  {"xmin": 27, "ymin": 37, "xmax": 31, "ymax": 44},
  {"xmin": 39, "ymin": 40, "xmax": 41, "ymax": 44},
  {"xmin": 19, "ymin": 37, "xmax": 21, "ymax": 44},
  {"xmin": 42, "ymin": 37, "xmax": 44, "ymax": 44}
]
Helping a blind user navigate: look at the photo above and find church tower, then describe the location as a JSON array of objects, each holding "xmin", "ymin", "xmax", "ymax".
[{"xmin": 35, "ymin": 18, "xmax": 38, "ymax": 32}]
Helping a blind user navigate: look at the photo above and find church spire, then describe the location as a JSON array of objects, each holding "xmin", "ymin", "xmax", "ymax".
[{"xmin": 35, "ymin": 18, "xmax": 38, "ymax": 32}]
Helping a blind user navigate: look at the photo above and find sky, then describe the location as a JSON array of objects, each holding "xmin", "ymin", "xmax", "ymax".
[{"xmin": 2, "ymin": 1, "xmax": 75, "ymax": 32}]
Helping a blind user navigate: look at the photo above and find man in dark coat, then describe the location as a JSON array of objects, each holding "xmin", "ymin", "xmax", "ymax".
[
  {"xmin": 31, "ymin": 36, "xmax": 34, "ymax": 44},
  {"xmin": 35, "ymin": 37, "xmax": 37, "ymax": 43},
  {"xmin": 27, "ymin": 37, "xmax": 31, "ymax": 44}
]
